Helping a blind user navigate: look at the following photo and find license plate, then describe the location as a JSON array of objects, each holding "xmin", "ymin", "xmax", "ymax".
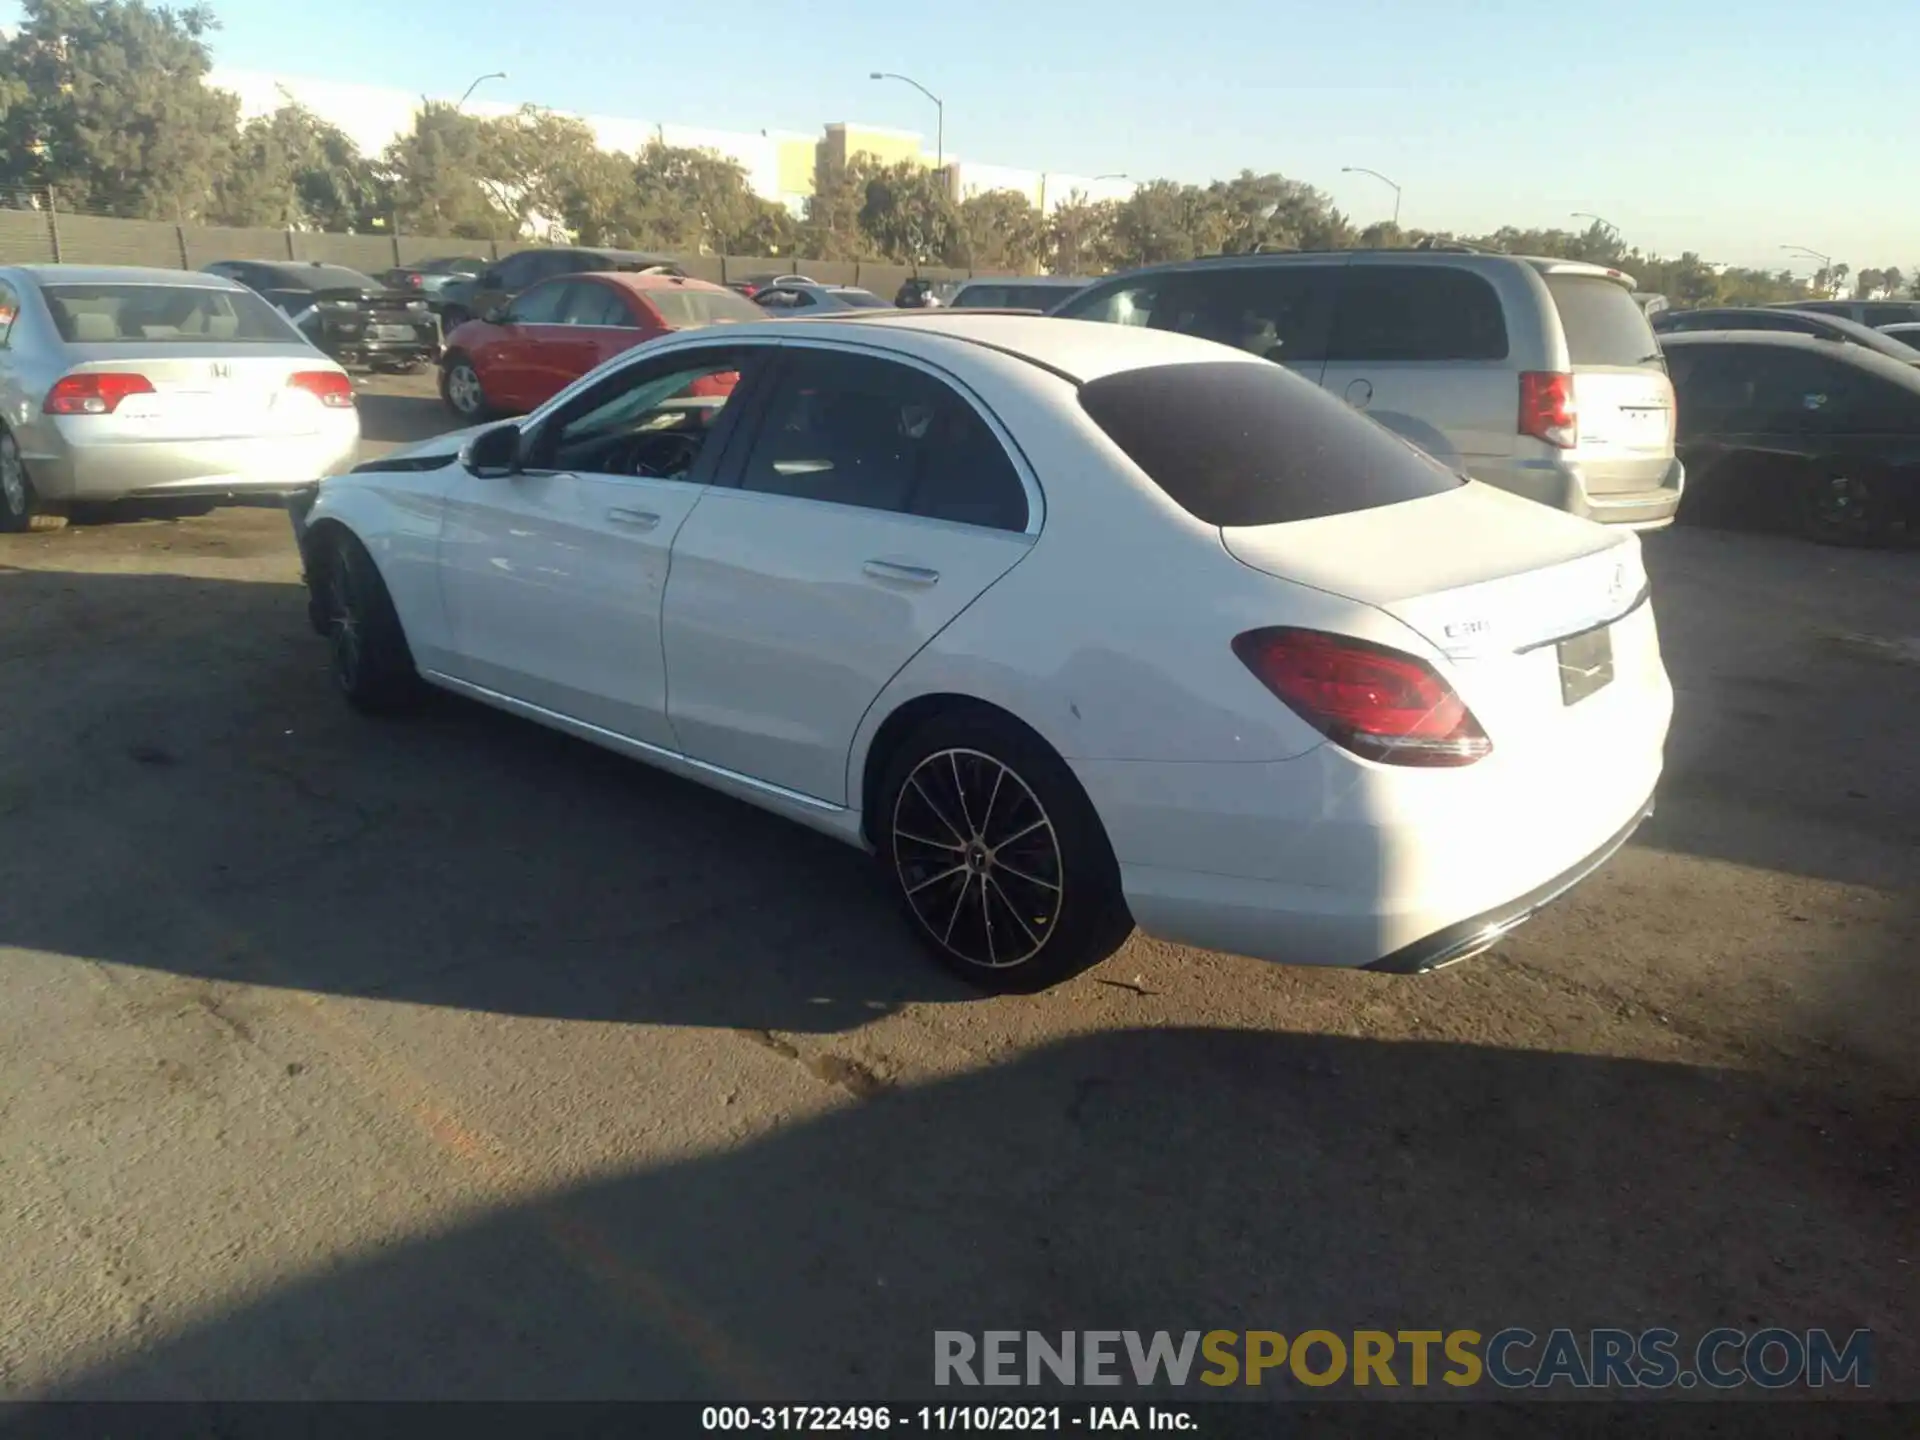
[
  {"xmin": 374, "ymin": 324, "xmax": 416, "ymax": 341},
  {"xmin": 1558, "ymin": 626, "xmax": 1614, "ymax": 706}
]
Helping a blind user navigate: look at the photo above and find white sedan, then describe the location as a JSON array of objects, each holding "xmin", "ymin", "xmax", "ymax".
[{"xmin": 291, "ymin": 313, "xmax": 1673, "ymax": 992}]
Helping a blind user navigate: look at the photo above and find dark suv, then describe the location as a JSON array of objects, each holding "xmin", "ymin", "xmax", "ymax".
[{"xmin": 440, "ymin": 248, "xmax": 684, "ymax": 328}]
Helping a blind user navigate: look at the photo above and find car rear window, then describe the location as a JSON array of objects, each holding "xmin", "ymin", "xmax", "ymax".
[
  {"xmin": 954, "ymin": 284, "xmax": 1077, "ymax": 309},
  {"xmin": 646, "ymin": 288, "xmax": 766, "ymax": 328},
  {"xmin": 41, "ymin": 284, "xmax": 299, "ymax": 343},
  {"xmin": 1080, "ymin": 360, "xmax": 1465, "ymax": 527},
  {"xmin": 1546, "ymin": 276, "xmax": 1664, "ymax": 368},
  {"xmin": 269, "ymin": 265, "xmax": 379, "ymax": 294},
  {"xmin": 831, "ymin": 289, "xmax": 891, "ymax": 309}
]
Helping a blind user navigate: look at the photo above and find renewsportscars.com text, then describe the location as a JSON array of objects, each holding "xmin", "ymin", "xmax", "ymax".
[{"xmin": 934, "ymin": 1328, "xmax": 1873, "ymax": 1390}]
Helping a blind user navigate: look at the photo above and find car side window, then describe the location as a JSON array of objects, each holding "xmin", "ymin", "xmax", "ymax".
[
  {"xmin": 1737, "ymin": 351, "xmax": 1872, "ymax": 432},
  {"xmin": 1058, "ymin": 278, "xmax": 1163, "ymax": 327},
  {"xmin": 495, "ymin": 253, "xmax": 541, "ymax": 290},
  {"xmin": 0, "ymin": 282, "xmax": 19, "ymax": 346},
  {"xmin": 524, "ymin": 347, "xmax": 752, "ymax": 481},
  {"xmin": 505, "ymin": 280, "xmax": 570, "ymax": 324},
  {"xmin": 1150, "ymin": 266, "xmax": 1338, "ymax": 363},
  {"xmin": 735, "ymin": 349, "xmax": 1029, "ymax": 531},
  {"xmin": 1326, "ymin": 265, "xmax": 1509, "ymax": 362},
  {"xmin": 562, "ymin": 282, "xmax": 636, "ymax": 327},
  {"xmin": 1861, "ymin": 303, "xmax": 1919, "ymax": 328}
]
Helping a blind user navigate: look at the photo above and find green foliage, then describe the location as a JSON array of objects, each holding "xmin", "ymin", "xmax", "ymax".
[
  {"xmin": 0, "ymin": 0, "xmax": 241, "ymax": 220},
  {"xmin": 381, "ymin": 102, "xmax": 515, "ymax": 239},
  {"xmin": 211, "ymin": 103, "xmax": 386, "ymax": 230},
  {"xmin": 957, "ymin": 189, "xmax": 1041, "ymax": 272},
  {"xmin": 857, "ymin": 157, "xmax": 959, "ymax": 265},
  {"xmin": 1042, "ymin": 193, "xmax": 1119, "ymax": 275}
]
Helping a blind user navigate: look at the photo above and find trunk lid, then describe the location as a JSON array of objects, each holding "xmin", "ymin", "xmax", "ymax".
[
  {"xmin": 1221, "ymin": 484, "xmax": 1655, "ymax": 748},
  {"xmin": 62, "ymin": 348, "xmax": 347, "ymax": 441},
  {"xmin": 1540, "ymin": 270, "xmax": 1676, "ymax": 493}
]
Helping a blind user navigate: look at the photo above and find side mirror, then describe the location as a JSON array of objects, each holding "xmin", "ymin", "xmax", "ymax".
[
  {"xmin": 465, "ymin": 423, "xmax": 522, "ymax": 476},
  {"xmin": 483, "ymin": 306, "xmax": 511, "ymax": 325}
]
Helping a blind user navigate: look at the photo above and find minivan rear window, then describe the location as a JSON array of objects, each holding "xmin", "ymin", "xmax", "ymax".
[
  {"xmin": 1546, "ymin": 276, "xmax": 1664, "ymax": 368},
  {"xmin": 1080, "ymin": 360, "xmax": 1465, "ymax": 527}
]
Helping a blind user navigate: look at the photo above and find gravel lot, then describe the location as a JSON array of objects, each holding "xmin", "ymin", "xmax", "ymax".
[{"xmin": 1, "ymin": 372, "xmax": 1914, "ymax": 1402}]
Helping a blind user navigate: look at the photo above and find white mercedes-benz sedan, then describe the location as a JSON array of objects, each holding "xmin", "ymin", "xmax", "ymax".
[{"xmin": 290, "ymin": 312, "xmax": 1673, "ymax": 991}]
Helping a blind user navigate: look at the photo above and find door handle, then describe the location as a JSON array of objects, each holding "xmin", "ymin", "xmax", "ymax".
[
  {"xmin": 863, "ymin": 559, "xmax": 939, "ymax": 586},
  {"xmin": 606, "ymin": 507, "xmax": 661, "ymax": 530}
]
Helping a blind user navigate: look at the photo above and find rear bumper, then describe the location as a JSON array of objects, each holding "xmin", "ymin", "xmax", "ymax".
[
  {"xmin": 1475, "ymin": 455, "xmax": 1684, "ymax": 527},
  {"xmin": 21, "ymin": 421, "xmax": 360, "ymax": 502},
  {"xmin": 1363, "ymin": 794, "xmax": 1655, "ymax": 973}
]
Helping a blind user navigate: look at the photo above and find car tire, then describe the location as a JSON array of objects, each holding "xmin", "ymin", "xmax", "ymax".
[
  {"xmin": 0, "ymin": 429, "xmax": 67, "ymax": 533},
  {"xmin": 1799, "ymin": 463, "xmax": 1896, "ymax": 547},
  {"xmin": 440, "ymin": 352, "xmax": 490, "ymax": 422},
  {"xmin": 876, "ymin": 708, "xmax": 1133, "ymax": 993},
  {"xmin": 315, "ymin": 530, "xmax": 421, "ymax": 714}
]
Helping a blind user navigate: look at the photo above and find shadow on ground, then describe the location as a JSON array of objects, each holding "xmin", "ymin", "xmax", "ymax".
[
  {"xmin": 23, "ymin": 1026, "xmax": 1914, "ymax": 1402},
  {"xmin": 0, "ymin": 544, "xmax": 1915, "ymax": 1044}
]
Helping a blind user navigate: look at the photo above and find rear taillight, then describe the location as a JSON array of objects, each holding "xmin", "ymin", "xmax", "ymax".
[
  {"xmin": 287, "ymin": 371, "xmax": 355, "ymax": 408},
  {"xmin": 44, "ymin": 372, "xmax": 154, "ymax": 415},
  {"xmin": 1519, "ymin": 371, "xmax": 1577, "ymax": 448},
  {"xmin": 1232, "ymin": 627, "xmax": 1492, "ymax": 767},
  {"xmin": 405, "ymin": 273, "xmax": 424, "ymax": 288}
]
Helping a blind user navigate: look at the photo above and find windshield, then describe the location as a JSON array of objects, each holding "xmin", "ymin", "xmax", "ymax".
[
  {"xmin": 1546, "ymin": 275, "xmax": 1664, "ymax": 367},
  {"xmin": 832, "ymin": 290, "xmax": 891, "ymax": 309},
  {"xmin": 954, "ymin": 284, "xmax": 1079, "ymax": 309},
  {"xmin": 646, "ymin": 288, "xmax": 767, "ymax": 328},
  {"xmin": 42, "ymin": 284, "xmax": 301, "ymax": 343}
]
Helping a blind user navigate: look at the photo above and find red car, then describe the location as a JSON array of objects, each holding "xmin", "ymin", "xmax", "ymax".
[{"xmin": 438, "ymin": 272, "xmax": 766, "ymax": 421}]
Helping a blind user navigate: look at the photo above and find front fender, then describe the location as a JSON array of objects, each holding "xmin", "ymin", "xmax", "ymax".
[{"xmin": 300, "ymin": 469, "xmax": 462, "ymax": 671}]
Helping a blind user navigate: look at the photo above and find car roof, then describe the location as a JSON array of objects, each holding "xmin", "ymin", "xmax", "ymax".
[
  {"xmin": 1074, "ymin": 248, "xmax": 1638, "ymax": 291},
  {"xmin": 587, "ymin": 272, "xmax": 736, "ymax": 295},
  {"xmin": 708, "ymin": 312, "xmax": 1265, "ymax": 384},
  {"xmin": 1657, "ymin": 328, "xmax": 1920, "ymax": 384},
  {"xmin": 9, "ymin": 264, "xmax": 243, "ymax": 289}
]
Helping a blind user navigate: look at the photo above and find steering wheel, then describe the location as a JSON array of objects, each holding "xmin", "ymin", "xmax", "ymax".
[{"xmin": 627, "ymin": 431, "xmax": 703, "ymax": 479}]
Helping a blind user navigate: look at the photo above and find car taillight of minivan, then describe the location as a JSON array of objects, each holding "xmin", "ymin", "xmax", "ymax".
[
  {"xmin": 1232, "ymin": 628, "xmax": 1492, "ymax": 767},
  {"xmin": 1519, "ymin": 371, "xmax": 1577, "ymax": 448}
]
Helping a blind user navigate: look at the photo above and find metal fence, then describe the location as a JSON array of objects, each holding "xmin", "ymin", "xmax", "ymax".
[{"xmin": 0, "ymin": 197, "xmax": 981, "ymax": 291}]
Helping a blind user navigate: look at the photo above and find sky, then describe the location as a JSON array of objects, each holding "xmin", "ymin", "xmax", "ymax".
[{"xmin": 5, "ymin": 0, "xmax": 1913, "ymax": 274}]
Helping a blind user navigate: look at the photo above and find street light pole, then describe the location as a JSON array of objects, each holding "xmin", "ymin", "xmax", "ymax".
[
  {"xmin": 869, "ymin": 71, "xmax": 944, "ymax": 170},
  {"xmin": 1781, "ymin": 244, "xmax": 1837, "ymax": 296},
  {"xmin": 1341, "ymin": 166, "xmax": 1401, "ymax": 227},
  {"xmin": 1571, "ymin": 210, "xmax": 1619, "ymax": 239},
  {"xmin": 458, "ymin": 71, "xmax": 508, "ymax": 110}
]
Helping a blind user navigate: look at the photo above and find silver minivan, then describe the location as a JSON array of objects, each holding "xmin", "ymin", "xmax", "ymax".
[{"xmin": 1057, "ymin": 250, "xmax": 1683, "ymax": 528}]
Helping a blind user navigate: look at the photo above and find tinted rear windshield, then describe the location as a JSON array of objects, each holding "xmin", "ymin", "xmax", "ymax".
[
  {"xmin": 1546, "ymin": 275, "xmax": 1663, "ymax": 368},
  {"xmin": 42, "ymin": 284, "xmax": 298, "ymax": 343},
  {"xmin": 832, "ymin": 289, "xmax": 890, "ymax": 308},
  {"xmin": 646, "ymin": 288, "xmax": 766, "ymax": 327},
  {"xmin": 1081, "ymin": 360, "xmax": 1465, "ymax": 527},
  {"xmin": 267, "ymin": 265, "xmax": 380, "ymax": 294},
  {"xmin": 954, "ymin": 284, "xmax": 1078, "ymax": 309}
]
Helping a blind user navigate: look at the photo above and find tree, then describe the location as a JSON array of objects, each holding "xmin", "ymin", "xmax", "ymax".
[
  {"xmin": 1043, "ymin": 192, "xmax": 1116, "ymax": 275},
  {"xmin": 1204, "ymin": 171, "xmax": 1351, "ymax": 254},
  {"xmin": 624, "ymin": 141, "xmax": 797, "ymax": 255},
  {"xmin": 1880, "ymin": 267, "xmax": 1905, "ymax": 301},
  {"xmin": 210, "ymin": 103, "xmax": 385, "ymax": 230},
  {"xmin": 0, "ymin": 0, "xmax": 241, "ymax": 220},
  {"xmin": 957, "ymin": 189, "xmax": 1041, "ymax": 273},
  {"xmin": 857, "ymin": 158, "xmax": 959, "ymax": 265},
  {"xmin": 804, "ymin": 151, "xmax": 881, "ymax": 261},
  {"xmin": 1104, "ymin": 180, "xmax": 1222, "ymax": 267},
  {"xmin": 381, "ymin": 102, "xmax": 515, "ymax": 239}
]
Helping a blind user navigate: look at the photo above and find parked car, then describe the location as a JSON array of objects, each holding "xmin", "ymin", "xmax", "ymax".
[
  {"xmin": 1057, "ymin": 249, "xmax": 1682, "ymax": 528},
  {"xmin": 381, "ymin": 255, "xmax": 489, "ymax": 306},
  {"xmin": 440, "ymin": 247, "xmax": 685, "ymax": 330},
  {"xmin": 729, "ymin": 273, "xmax": 819, "ymax": 298},
  {"xmin": 1654, "ymin": 305, "xmax": 1920, "ymax": 364},
  {"xmin": 895, "ymin": 277, "xmax": 941, "ymax": 308},
  {"xmin": 202, "ymin": 260, "xmax": 439, "ymax": 372},
  {"xmin": 438, "ymin": 271, "xmax": 766, "ymax": 420},
  {"xmin": 752, "ymin": 283, "xmax": 893, "ymax": 314},
  {"xmin": 1768, "ymin": 298, "xmax": 1920, "ymax": 328},
  {"xmin": 289, "ymin": 314, "xmax": 1671, "ymax": 992},
  {"xmin": 1879, "ymin": 321, "xmax": 1920, "ymax": 350},
  {"xmin": 0, "ymin": 264, "xmax": 357, "ymax": 531},
  {"xmin": 1660, "ymin": 329, "xmax": 1920, "ymax": 545},
  {"xmin": 1632, "ymin": 291, "xmax": 1669, "ymax": 318},
  {"xmin": 950, "ymin": 276, "xmax": 1092, "ymax": 310}
]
